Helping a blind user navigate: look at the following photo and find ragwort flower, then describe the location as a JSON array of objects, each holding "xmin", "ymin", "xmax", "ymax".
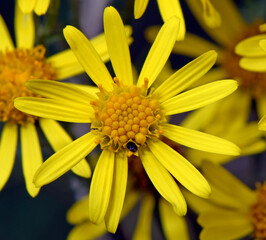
[
  {"xmin": 15, "ymin": 6, "xmax": 240, "ymax": 232},
  {"xmin": 0, "ymin": 4, "xmax": 113, "ymax": 197},
  {"xmin": 146, "ymin": 0, "xmax": 266, "ymax": 120},
  {"xmin": 184, "ymin": 161, "xmax": 266, "ymax": 240}
]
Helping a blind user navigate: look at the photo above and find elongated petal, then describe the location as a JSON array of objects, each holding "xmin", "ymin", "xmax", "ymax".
[
  {"xmin": 18, "ymin": 0, "xmax": 36, "ymax": 13},
  {"xmin": 15, "ymin": 3, "xmax": 34, "ymax": 48},
  {"xmin": 67, "ymin": 195, "xmax": 90, "ymax": 224},
  {"xmin": 21, "ymin": 123, "xmax": 42, "ymax": 197},
  {"xmin": 39, "ymin": 118, "xmax": 91, "ymax": 178},
  {"xmin": 133, "ymin": 194, "xmax": 155, "ymax": 240},
  {"xmin": 154, "ymin": 50, "xmax": 217, "ymax": 102},
  {"xmin": 200, "ymin": 0, "xmax": 221, "ymax": 28},
  {"xmin": 34, "ymin": 0, "xmax": 50, "ymax": 15},
  {"xmin": 104, "ymin": 7, "xmax": 133, "ymax": 86},
  {"xmin": 34, "ymin": 132, "xmax": 98, "ymax": 187},
  {"xmin": 25, "ymin": 79, "xmax": 96, "ymax": 104},
  {"xmin": 239, "ymin": 56, "xmax": 266, "ymax": 72},
  {"xmin": 15, "ymin": 97, "xmax": 93, "ymax": 123},
  {"xmin": 157, "ymin": 0, "xmax": 185, "ymax": 40},
  {"xmin": 162, "ymin": 123, "xmax": 240, "ymax": 155},
  {"xmin": 235, "ymin": 34, "xmax": 266, "ymax": 57},
  {"xmin": 0, "ymin": 15, "xmax": 14, "ymax": 51},
  {"xmin": 89, "ymin": 150, "xmax": 114, "ymax": 224},
  {"xmin": 134, "ymin": 0, "xmax": 149, "ymax": 19},
  {"xmin": 159, "ymin": 198, "xmax": 189, "ymax": 240},
  {"xmin": 137, "ymin": 17, "xmax": 180, "ymax": 88},
  {"xmin": 140, "ymin": 148, "xmax": 187, "ymax": 215},
  {"xmin": 67, "ymin": 221, "xmax": 107, "ymax": 240},
  {"xmin": 161, "ymin": 80, "xmax": 238, "ymax": 115},
  {"xmin": 199, "ymin": 210, "xmax": 253, "ymax": 240},
  {"xmin": 63, "ymin": 26, "xmax": 113, "ymax": 91},
  {"xmin": 201, "ymin": 161, "xmax": 256, "ymax": 206},
  {"xmin": 147, "ymin": 140, "xmax": 211, "ymax": 198},
  {"xmin": 0, "ymin": 123, "xmax": 18, "ymax": 190},
  {"xmin": 259, "ymin": 115, "xmax": 266, "ymax": 131},
  {"xmin": 186, "ymin": 0, "xmax": 245, "ymax": 46},
  {"xmin": 105, "ymin": 150, "xmax": 128, "ymax": 233}
]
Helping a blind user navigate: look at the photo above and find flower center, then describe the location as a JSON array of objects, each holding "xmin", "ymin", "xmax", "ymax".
[
  {"xmin": 221, "ymin": 21, "xmax": 266, "ymax": 98},
  {"xmin": 91, "ymin": 78, "xmax": 165, "ymax": 155},
  {"xmin": 0, "ymin": 45, "xmax": 57, "ymax": 125},
  {"xmin": 250, "ymin": 182, "xmax": 266, "ymax": 239}
]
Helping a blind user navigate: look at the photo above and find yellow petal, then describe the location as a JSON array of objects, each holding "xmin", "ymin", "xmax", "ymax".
[
  {"xmin": 0, "ymin": 15, "xmax": 14, "ymax": 51},
  {"xmin": 199, "ymin": 210, "xmax": 253, "ymax": 240},
  {"xmin": 154, "ymin": 50, "xmax": 217, "ymax": 102},
  {"xmin": 21, "ymin": 123, "xmax": 42, "ymax": 197},
  {"xmin": 140, "ymin": 148, "xmax": 187, "ymax": 215},
  {"xmin": 159, "ymin": 198, "xmax": 189, "ymax": 240},
  {"xmin": 161, "ymin": 80, "xmax": 238, "ymax": 115},
  {"xmin": 18, "ymin": 0, "xmax": 36, "ymax": 14},
  {"xmin": 235, "ymin": 34, "xmax": 266, "ymax": 57},
  {"xmin": 34, "ymin": 0, "xmax": 50, "ymax": 15},
  {"xmin": 134, "ymin": 0, "xmax": 149, "ymax": 19},
  {"xmin": 147, "ymin": 140, "xmax": 211, "ymax": 198},
  {"xmin": 25, "ymin": 79, "xmax": 95, "ymax": 104},
  {"xmin": 186, "ymin": 0, "xmax": 245, "ymax": 46},
  {"xmin": 33, "ymin": 132, "xmax": 98, "ymax": 187},
  {"xmin": 200, "ymin": 0, "xmax": 221, "ymax": 28},
  {"xmin": 258, "ymin": 115, "xmax": 266, "ymax": 131},
  {"xmin": 241, "ymin": 140, "xmax": 266, "ymax": 156},
  {"xmin": 133, "ymin": 194, "xmax": 155, "ymax": 240},
  {"xmin": 63, "ymin": 25, "xmax": 113, "ymax": 91},
  {"xmin": 105, "ymin": 150, "xmax": 128, "ymax": 233},
  {"xmin": 239, "ymin": 56, "xmax": 266, "ymax": 72},
  {"xmin": 201, "ymin": 161, "xmax": 256, "ymax": 206},
  {"xmin": 260, "ymin": 23, "xmax": 266, "ymax": 32},
  {"xmin": 104, "ymin": 7, "xmax": 133, "ymax": 86},
  {"xmin": 162, "ymin": 123, "xmax": 240, "ymax": 156},
  {"xmin": 39, "ymin": 118, "xmax": 91, "ymax": 178},
  {"xmin": 257, "ymin": 96, "xmax": 266, "ymax": 119},
  {"xmin": 88, "ymin": 150, "xmax": 114, "ymax": 224},
  {"xmin": 157, "ymin": 0, "xmax": 185, "ymax": 40},
  {"xmin": 15, "ymin": 97, "xmax": 93, "ymax": 123},
  {"xmin": 0, "ymin": 123, "xmax": 18, "ymax": 190},
  {"xmin": 260, "ymin": 39, "xmax": 266, "ymax": 51},
  {"xmin": 15, "ymin": 3, "xmax": 35, "ymax": 48},
  {"xmin": 67, "ymin": 221, "xmax": 107, "ymax": 240},
  {"xmin": 66, "ymin": 195, "xmax": 90, "ymax": 224},
  {"xmin": 137, "ymin": 17, "xmax": 180, "ymax": 88}
]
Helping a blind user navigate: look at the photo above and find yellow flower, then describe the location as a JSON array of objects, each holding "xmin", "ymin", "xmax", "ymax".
[
  {"xmin": 0, "ymin": 3, "xmax": 112, "ymax": 197},
  {"xmin": 146, "ymin": 0, "xmax": 266, "ymax": 120},
  {"xmin": 67, "ymin": 151, "xmax": 190, "ymax": 240},
  {"xmin": 134, "ymin": 0, "xmax": 220, "ymax": 40},
  {"xmin": 184, "ymin": 161, "xmax": 265, "ymax": 240},
  {"xmin": 15, "ymin": 6, "xmax": 240, "ymax": 232},
  {"xmin": 181, "ymin": 95, "xmax": 266, "ymax": 166},
  {"xmin": 235, "ymin": 24, "xmax": 266, "ymax": 72},
  {"xmin": 18, "ymin": 0, "xmax": 51, "ymax": 15}
]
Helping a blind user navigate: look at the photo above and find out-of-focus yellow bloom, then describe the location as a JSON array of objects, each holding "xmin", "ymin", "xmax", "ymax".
[
  {"xmin": 15, "ymin": 7, "xmax": 240, "ymax": 233},
  {"xmin": 0, "ymin": 3, "xmax": 114, "ymax": 197},
  {"xmin": 18, "ymin": 0, "xmax": 50, "ymax": 15},
  {"xmin": 146, "ymin": 0, "xmax": 266, "ymax": 121},
  {"xmin": 134, "ymin": 0, "xmax": 220, "ymax": 40},
  {"xmin": 183, "ymin": 161, "xmax": 266, "ymax": 240}
]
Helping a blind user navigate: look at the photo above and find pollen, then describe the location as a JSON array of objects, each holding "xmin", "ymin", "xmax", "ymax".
[
  {"xmin": 250, "ymin": 182, "xmax": 266, "ymax": 239},
  {"xmin": 90, "ymin": 79, "xmax": 165, "ymax": 153},
  {"xmin": 0, "ymin": 45, "xmax": 57, "ymax": 125},
  {"xmin": 221, "ymin": 21, "xmax": 266, "ymax": 98}
]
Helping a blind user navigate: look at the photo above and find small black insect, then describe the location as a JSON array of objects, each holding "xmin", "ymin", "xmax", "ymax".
[{"xmin": 126, "ymin": 142, "xmax": 138, "ymax": 152}]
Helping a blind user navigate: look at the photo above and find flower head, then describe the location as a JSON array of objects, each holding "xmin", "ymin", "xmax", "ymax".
[
  {"xmin": 0, "ymin": 3, "xmax": 113, "ymax": 197},
  {"xmin": 184, "ymin": 161, "xmax": 265, "ymax": 240},
  {"xmin": 15, "ymin": 6, "xmax": 240, "ymax": 232}
]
